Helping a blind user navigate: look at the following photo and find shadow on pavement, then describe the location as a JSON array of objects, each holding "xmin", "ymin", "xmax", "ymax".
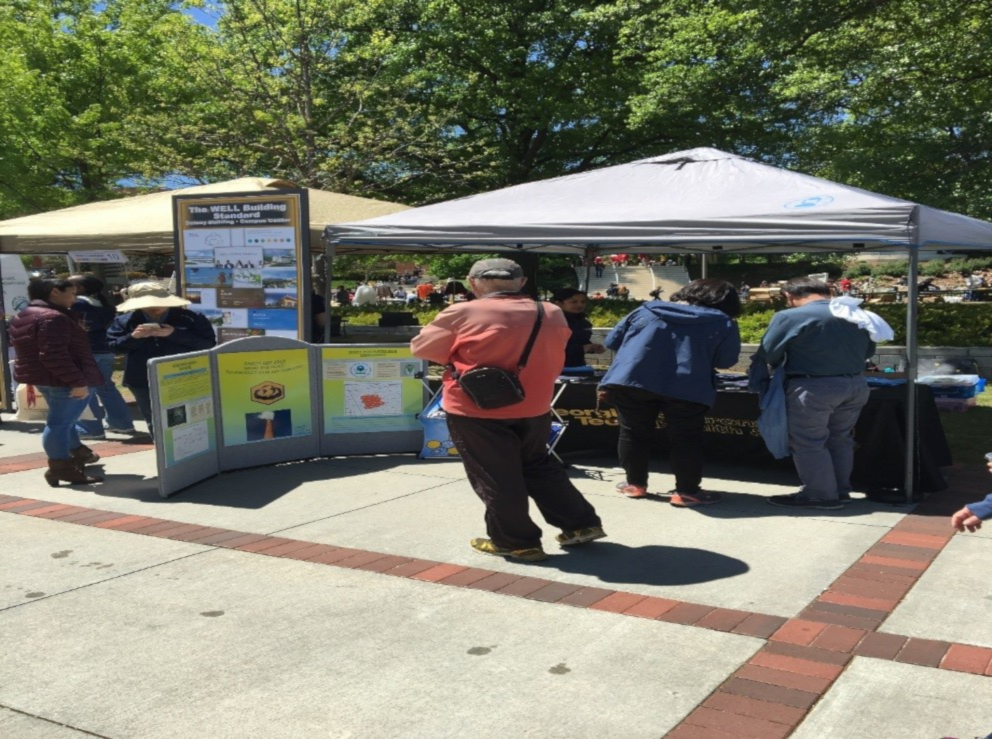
[
  {"xmin": 85, "ymin": 455, "xmax": 433, "ymax": 510},
  {"xmin": 540, "ymin": 542, "xmax": 748, "ymax": 586}
]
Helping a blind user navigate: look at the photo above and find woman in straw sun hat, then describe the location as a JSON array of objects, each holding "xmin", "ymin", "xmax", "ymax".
[{"xmin": 106, "ymin": 283, "xmax": 216, "ymax": 439}]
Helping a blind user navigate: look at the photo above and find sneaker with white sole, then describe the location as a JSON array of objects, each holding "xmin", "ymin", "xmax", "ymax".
[
  {"xmin": 615, "ymin": 481, "xmax": 647, "ymax": 498},
  {"xmin": 470, "ymin": 538, "xmax": 548, "ymax": 562},
  {"xmin": 555, "ymin": 526, "xmax": 607, "ymax": 547},
  {"xmin": 670, "ymin": 491, "xmax": 722, "ymax": 507}
]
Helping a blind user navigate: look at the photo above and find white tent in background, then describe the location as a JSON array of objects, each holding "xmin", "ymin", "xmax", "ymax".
[
  {"xmin": 325, "ymin": 147, "xmax": 992, "ymax": 253},
  {"xmin": 0, "ymin": 178, "xmax": 408, "ymax": 254},
  {"xmin": 327, "ymin": 147, "xmax": 992, "ymax": 502}
]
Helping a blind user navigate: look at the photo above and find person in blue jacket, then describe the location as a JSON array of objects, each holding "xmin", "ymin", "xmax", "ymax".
[
  {"xmin": 106, "ymin": 283, "xmax": 216, "ymax": 439},
  {"xmin": 951, "ymin": 459, "xmax": 992, "ymax": 533},
  {"xmin": 598, "ymin": 279, "xmax": 741, "ymax": 506},
  {"xmin": 68, "ymin": 275, "xmax": 140, "ymax": 439}
]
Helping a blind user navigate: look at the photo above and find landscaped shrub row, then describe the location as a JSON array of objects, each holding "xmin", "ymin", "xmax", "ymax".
[{"xmin": 333, "ymin": 301, "xmax": 992, "ymax": 346}]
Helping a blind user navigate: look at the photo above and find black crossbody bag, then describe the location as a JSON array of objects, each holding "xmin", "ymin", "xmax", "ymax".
[{"xmin": 450, "ymin": 301, "xmax": 544, "ymax": 410}]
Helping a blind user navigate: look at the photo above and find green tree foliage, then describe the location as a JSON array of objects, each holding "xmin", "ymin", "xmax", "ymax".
[{"xmin": 0, "ymin": 0, "xmax": 208, "ymax": 218}]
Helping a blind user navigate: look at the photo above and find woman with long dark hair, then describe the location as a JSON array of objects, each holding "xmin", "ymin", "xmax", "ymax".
[
  {"xmin": 68, "ymin": 275, "xmax": 139, "ymax": 438},
  {"xmin": 598, "ymin": 279, "xmax": 742, "ymax": 506},
  {"xmin": 9, "ymin": 278, "xmax": 104, "ymax": 486},
  {"xmin": 551, "ymin": 288, "xmax": 606, "ymax": 368}
]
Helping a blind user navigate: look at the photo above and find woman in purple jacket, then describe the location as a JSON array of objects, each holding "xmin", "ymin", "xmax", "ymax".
[{"xmin": 9, "ymin": 278, "xmax": 104, "ymax": 486}]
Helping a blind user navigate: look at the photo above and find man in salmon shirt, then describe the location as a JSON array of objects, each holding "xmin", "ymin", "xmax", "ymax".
[{"xmin": 411, "ymin": 258, "xmax": 605, "ymax": 562}]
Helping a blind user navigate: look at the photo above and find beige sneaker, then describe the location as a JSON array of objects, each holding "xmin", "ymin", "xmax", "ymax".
[
  {"xmin": 555, "ymin": 526, "xmax": 607, "ymax": 547},
  {"xmin": 470, "ymin": 538, "xmax": 548, "ymax": 562}
]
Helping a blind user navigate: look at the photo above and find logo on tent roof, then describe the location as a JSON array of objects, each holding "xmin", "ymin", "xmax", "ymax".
[{"xmin": 784, "ymin": 195, "xmax": 834, "ymax": 209}]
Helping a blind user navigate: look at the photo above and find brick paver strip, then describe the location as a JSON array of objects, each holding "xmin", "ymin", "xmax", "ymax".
[
  {"xmin": 808, "ymin": 625, "xmax": 868, "ymax": 653},
  {"xmin": 92, "ymin": 515, "xmax": 149, "ymax": 529},
  {"xmin": 524, "ymin": 581, "xmax": 584, "ymax": 604},
  {"xmin": 622, "ymin": 596, "xmax": 679, "ymax": 619},
  {"xmin": 437, "ymin": 567, "xmax": 499, "ymax": 588},
  {"xmin": 895, "ymin": 638, "xmax": 952, "ymax": 668},
  {"xmin": 763, "ymin": 641, "xmax": 852, "ymax": 667},
  {"xmin": 78, "ymin": 512, "xmax": 136, "ymax": 527},
  {"xmin": 880, "ymin": 531, "xmax": 950, "ymax": 549},
  {"xmin": 412, "ymin": 563, "xmax": 466, "ymax": 583},
  {"xmin": 556, "ymin": 587, "xmax": 615, "ymax": 608},
  {"xmin": 806, "ymin": 599, "xmax": 889, "ymax": 622},
  {"xmin": 829, "ymin": 575, "xmax": 913, "ymax": 600},
  {"xmin": 495, "ymin": 576, "xmax": 555, "ymax": 598},
  {"xmin": 35, "ymin": 506, "xmax": 90, "ymax": 520},
  {"xmin": 666, "ymin": 724, "xmax": 739, "ymax": 739},
  {"xmin": 334, "ymin": 551, "xmax": 391, "ymax": 569},
  {"xmin": 853, "ymin": 632, "xmax": 908, "ymax": 660},
  {"xmin": 132, "ymin": 520, "xmax": 200, "ymax": 535},
  {"xmin": 749, "ymin": 651, "xmax": 846, "ymax": 681},
  {"xmin": 186, "ymin": 529, "xmax": 250, "ymax": 546},
  {"xmin": 721, "ymin": 678, "xmax": 820, "ymax": 710},
  {"xmin": 798, "ymin": 607, "xmax": 882, "ymax": 632},
  {"xmin": 234, "ymin": 536, "xmax": 297, "ymax": 553},
  {"xmin": 0, "ymin": 500, "xmax": 48, "ymax": 512},
  {"xmin": 146, "ymin": 523, "xmax": 209, "ymax": 539},
  {"xmin": 167, "ymin": 526, "xmax": 231, "ymax": 543},
  {"xmin": 695, "ymin": 608, "xmax": 753, "ymax": 633},
  {"xmin": 589, "ymin": 591, "xmax": 646, "ymax": 614},
  {"xmin": 113, "ymin": 517, "xmax": 172, "ymax": 532},
  {"xmin": 20, "ymin": 504, "xmax": 76, "ymax": 518},
  {"xmin": 732, "ymin": 614, "xmax": 788, "ymax": 639},
  {"xmin": 940, "ymin": 644, "xmax": 992, "ymax": 675},
  {"xmin": 284, "ymin": 544, "xmax": 343, "ymax": 562},
  {"xmin": 305, "ymin": 548, "xmax": 364, "ymax": 565},
  {"xmin": 383, "ymin": 559, "xmax": 442, "ymax": 578},
  {"xmin": 867, "ymin": 542, "xmax": 939, "ymax": 562},
  {"xmin": 701, "ymin": 692, "xmax": 806, "ymax": 727},
  {"xmin": 817, "ymin": 590, "xmax": 899, "ymax": 612},
  {"xmin": 352, "ymin": 554, "xmax": 413, "ymax": 572},
  {"xmin": 255, "ymin": 540, "xmax": 321, "ymax": 557},
  {"xmin": 657, "ymin": 602, "xmax": 715, "ymax": 625},
  {"xmin": 212, "ymin": 533, "xmax": 271, "ymax": 549},
  {"xmin": 769, "ymin": 619, "xmax": 828, "ymax": 646},
  {"xmin": 0, "ymin": 495, "xmax": 23, "ymax": 504},
  {"xmin": 859, "ymin": 554, "xmax": 928, "ymax": 571},
  {"xmin": 844, "ymin": 567, "xmax": 918, "ymax": 586},
  {"xmin": 465, "ymin": 572, "xmax": 524, "ymax": 593},
  {"xmin": 735, "ymin": 664, "xmax": 832, "ymax": 694},
  {"xmin": 682, "ymin": 706, "xmax": 793, "ymax": 739},
  {"xmin": 850, "ymin": 560, "xmax": 927, "ymax": 579}
]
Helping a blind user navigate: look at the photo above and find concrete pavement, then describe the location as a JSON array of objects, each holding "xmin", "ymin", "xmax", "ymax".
[{"xmin": 1, "ymin": 412, "xmax": 991, "ymax": 739}]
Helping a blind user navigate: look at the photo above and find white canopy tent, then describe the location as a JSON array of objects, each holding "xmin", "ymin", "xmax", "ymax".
[
  {"xmin": 0, "ymin": 177, "xmax": 408, "ymax": 254},
  {"xmin": 326, "ymin": 147, "xmax": 992, "ymax": 502}
]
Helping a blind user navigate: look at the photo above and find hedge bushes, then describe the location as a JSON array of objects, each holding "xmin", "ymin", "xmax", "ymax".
[{"xmin": 334, "ymin": 300, "xmax": 992, "ymax": 347}]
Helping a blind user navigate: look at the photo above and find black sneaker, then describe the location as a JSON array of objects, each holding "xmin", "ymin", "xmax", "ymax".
[{"xmin": 768, "ymin": 494, "xmax": 843, "ymax": 511}]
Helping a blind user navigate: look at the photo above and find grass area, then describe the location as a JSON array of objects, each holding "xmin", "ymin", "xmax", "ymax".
[{"xmin": 938, "ymin": 391, "xmax": 992, "ymax": 465}]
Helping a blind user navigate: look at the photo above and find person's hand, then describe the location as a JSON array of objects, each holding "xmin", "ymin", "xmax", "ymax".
[
  {"xmin": 152, "ymin": 324, "xmax": 175, "ymax": 337},
  {"xmin": 131, "ymin": 323, "xmax": 158, "ymax": 339},
  {"xmin": 951, "ymin": 506, "xmax": 983, "ymax": 533},
  {"xmin": 69, "ymin": 386, "xmax": 89, "ymax": 399}
]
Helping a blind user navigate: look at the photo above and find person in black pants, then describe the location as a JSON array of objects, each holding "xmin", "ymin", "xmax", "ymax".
[{"xmin": 598, "ymin": 279, "xmax": 741, "ymax": 507}]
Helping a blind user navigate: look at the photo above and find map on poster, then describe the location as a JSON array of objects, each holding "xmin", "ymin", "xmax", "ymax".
[
  {"xmin": 174, "ymin": 193, "xmax": 309, "ymax": 344},
  {"xmin": 343, "ymin": 381, "xmax": 404, "ymax": 417}
]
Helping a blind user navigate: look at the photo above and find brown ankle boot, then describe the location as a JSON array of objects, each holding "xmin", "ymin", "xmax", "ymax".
[
  {"xmin": 44, "ymin": 459, "xmax": 103, "ymax": 487},
  {"xmin": 71, "ymin": 444, "xmax": 100, "ymax": 466}
]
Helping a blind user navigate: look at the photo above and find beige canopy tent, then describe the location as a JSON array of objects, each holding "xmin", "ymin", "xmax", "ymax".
[{"xmin": 0, "ymin": 178, "xmax": 409, "ymax": 254}]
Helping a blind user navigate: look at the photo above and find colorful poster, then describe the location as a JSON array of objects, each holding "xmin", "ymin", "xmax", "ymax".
[
  {"xmin": 155, "ymin": 355, "xmax": 216, "ymax": 468},
  {"xmin": 321, "ymin": 347, "xmax": 424, "ymax": 434},
  {"xmin": 173, "ymin": 192, "xmax": 309, "ymax": 343},
  {"xmin": 217, "ymin": 349, "xmax": 312, "ymax": 446}
]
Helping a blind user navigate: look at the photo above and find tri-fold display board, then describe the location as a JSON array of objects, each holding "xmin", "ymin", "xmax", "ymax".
[{"xmin": 149, "ymin": 337, "xmax": 427, "ymax": 497}]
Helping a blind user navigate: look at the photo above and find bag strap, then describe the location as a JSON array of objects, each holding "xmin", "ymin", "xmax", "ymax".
[{"xmin": 516, "ymin": 300, "xmax": 544, "ymax": 371}]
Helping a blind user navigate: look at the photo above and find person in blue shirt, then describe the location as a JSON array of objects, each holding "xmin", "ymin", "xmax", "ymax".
[
  {"xmin": 754, "ymin": 277, "xmax": 875, "ymax": 510},
  {"xmin": 598, "ymin": 279, "xmax": 741, "ymax": 507},
  {"xmin": 951, "ymin": 460, "xmax": 992, "ymax": 532}
]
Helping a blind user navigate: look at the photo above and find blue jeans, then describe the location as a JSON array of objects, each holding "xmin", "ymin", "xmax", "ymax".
[
  {"xmin": 786, "ymin": 376, "xmax": 871, "ymax": 501},
  {"xmin": 76, "ymin": 353, "xmax": 135, "ymax": 435},
  {"xmin": 37, "ymin": 386, "xmax": 93, "ymax": 460}
]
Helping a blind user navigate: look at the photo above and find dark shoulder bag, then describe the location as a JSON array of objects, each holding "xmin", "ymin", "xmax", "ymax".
[{"xmin": 450, "ymin": 301, "xmax": 544, "ymax": 410}]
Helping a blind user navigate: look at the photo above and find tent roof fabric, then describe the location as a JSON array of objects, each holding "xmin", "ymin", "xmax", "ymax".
[
  {"xmin": 0, "ymin": 178, "xmax": 409, "ymax": 254},
  {"xmin": 326, "ymin": 148, "xmax": 992, "ymax": 254}
]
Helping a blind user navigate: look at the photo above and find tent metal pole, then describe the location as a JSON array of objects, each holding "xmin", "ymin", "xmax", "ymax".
[
  {"xmin": 583, "ymin": 247, "xmax": 594, "ymax": 291},
  {"xmin": 903, "ymin": 246, "xmax": 920, "ymax": 503},
  {"xmin": 323, "ymin": 238, "xmax": 336, "ymax": 344},
  {"xmin": 701, "ymin": 254, "xmax": 708, "ymax": 278}
]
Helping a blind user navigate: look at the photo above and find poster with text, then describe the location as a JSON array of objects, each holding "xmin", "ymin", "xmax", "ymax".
[
  {"xmin": 173, "ymin": 191, "xmax": 310, "ymax": 343},
  {"xmin": 321, "ymin": 347, "xmax": 424, "ymax": 434},
  {"xmin": 155, "ymin": 355, "xmax": 216, "ymax": 468},
  {"xmin": 217, "ymin": 349, "xmax": 312, "ymax": 446}
]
